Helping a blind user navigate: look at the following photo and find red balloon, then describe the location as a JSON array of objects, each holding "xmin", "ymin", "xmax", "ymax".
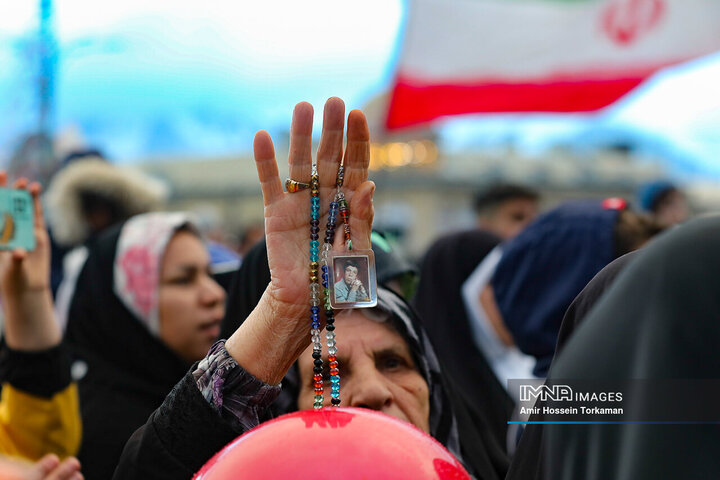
[{"xmin": 194, "ymin": 407, "xmax": 470, "ymax": 480}]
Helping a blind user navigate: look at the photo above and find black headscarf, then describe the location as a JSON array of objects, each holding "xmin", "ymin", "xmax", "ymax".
[
  {"xmin": 545, "ymin": 216, "xmax": 720, "ymax": 479},
  {"xmin": 219, "ymin": 238, "xmax": 508, "ymax": 480},
  {"xmin": 412, "ymin": 229, "xmax": 514, "ymax": 453},
  {"xmin": 506, "ymin": 250, "xmax": 638, "ymax": 480},
  {"xmin": 64, "ymin": 215, "xmax": 194, "ymax": 480}
]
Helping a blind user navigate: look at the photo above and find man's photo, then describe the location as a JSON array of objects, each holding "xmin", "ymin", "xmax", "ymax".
[{"xmin": 333, "ymin": 256, "xmax": 371, "ymax": 303}]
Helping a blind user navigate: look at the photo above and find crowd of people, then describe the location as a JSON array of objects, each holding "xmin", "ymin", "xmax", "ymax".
[{"xmin": 0, "ymin": 97, "xmax": 711, "ymax": 479}]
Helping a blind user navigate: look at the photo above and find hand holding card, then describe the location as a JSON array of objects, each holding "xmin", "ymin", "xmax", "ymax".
[{"xmin": 0, "ymin": 172, "xmax": 59, "ymax": 351}]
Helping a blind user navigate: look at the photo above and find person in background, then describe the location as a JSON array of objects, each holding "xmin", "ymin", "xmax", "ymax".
[
  {"xmin": 370, "ymin": 231, "xmax": 418, "ymax": 300},
  {"xmin": 546, "ymin": 216, "xmax": 720, "ymax": 479},
  {"xmin": 45, "ymin": 150, "xmax": 167, "ymax": 297},
  {"xmin": 489, "ymin": 201, "xmax": 663, "ymax": 379},
  {"xmin": 62, "ymin": 212, "xmax": 226, "ymax": 480},
  {"xmin": 235, "ymin": 223, "xmax": 265, "ymax": 257},
  {"xmin": 413, "ymin": 229, "xmax": 514, "ymax": 455},
  {"xmin": 0, "ymin": 172, "xmax": 82, "ymax": 479},
  {"xmin": 506, "ymin": 249, "xmax": 640, "ymax": 480},
  {"xmin": 637, "ymin": 180, "xmax": 690, "ymax": 228},
  {"xmin": 473, "ymin": 183, "xmax": 540, "ymax": 240}
]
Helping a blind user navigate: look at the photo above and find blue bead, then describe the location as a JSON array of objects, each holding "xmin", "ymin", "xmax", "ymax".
[
  {"xmin": 310, "ymin": 240, "xmax": 319, "ymax": 248},
  {"xmin": 331, "ymin": 391, "xmax": 340, "ymax": 398},
  {"xmin": 310, "ymin": 255, "xmax": 318, "ymax": 262},
  {"xmin": 331, "ymin": 376, "xmax": 340, "ymax": 383},
  {"xmin": 311, "ymin": 306, "xmax": 319, "ymax": 313},
  {"xmin": 321, "ymin": 265, "xmax": 328, "ymax": 272}
]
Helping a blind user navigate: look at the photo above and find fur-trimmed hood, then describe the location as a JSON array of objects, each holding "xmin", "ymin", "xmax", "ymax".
[{"xmin": 45, "ymin": 158, "xmax": 169, "ymax": 246}]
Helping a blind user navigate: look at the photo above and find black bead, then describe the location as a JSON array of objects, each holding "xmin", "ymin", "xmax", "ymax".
[
  {"xmin": 314, "ymin": 358, "xmax": 323, "ymax": 367},
  {"xmin": 311, "ymin": 226, "xmax": 319, "ymax": 234},
  {"xmin": 310, "ymin": 219, "xmax": 319, "ymax": 226},
  {"xmin": 313, "ymin": 366, "xmax": 322, "ymax": 374},
  {"xmin": 310, "ymin": 233, "xmax": 319, "ymax": 241},
  {"xmin": 325, "ymin": 310, "xmax": 334, "ymax": 317},
  {"xmin": 326, "ymin": 324, "xmax": 335, "ymax": 331},
  {"xmin": 331, "ymin": 398, "xmax": 341, "ymax": 405},
  {"xmin": 312, "ymin": 351, "xmax": 321, "ymax": 359}
]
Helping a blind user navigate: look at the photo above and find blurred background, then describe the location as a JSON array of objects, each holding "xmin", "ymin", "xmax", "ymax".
[{"xmin": 2, "ymin": 0, "xmax": 720, "ymax": 258}]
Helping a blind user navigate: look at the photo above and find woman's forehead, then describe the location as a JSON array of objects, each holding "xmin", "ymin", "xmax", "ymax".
[{"xmin": 302, "ymin": 311, "xmax": 413, "ymax": 362}]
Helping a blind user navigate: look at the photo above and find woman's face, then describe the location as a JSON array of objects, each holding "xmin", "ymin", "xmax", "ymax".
[
  {"xmin": 158, "ymin": 231, "xmax": 226, "ymax": 363},
  {"xmin": 297, "ymin": 311, "xmax": 430, "ymax": 433}
]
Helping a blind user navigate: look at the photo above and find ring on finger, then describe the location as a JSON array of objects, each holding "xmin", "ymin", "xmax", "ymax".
[{"xmin": 285, "ymin": 179, "xmax": 311, "ymax": 193}]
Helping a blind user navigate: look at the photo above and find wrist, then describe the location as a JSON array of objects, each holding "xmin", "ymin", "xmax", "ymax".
[
  {"xmin": 225, "ymin": 288, "xmax": 311, "ymax": 385},
  {"xmin": 3, "ymin": 289, "xmax": 61, "ymax": 351}
]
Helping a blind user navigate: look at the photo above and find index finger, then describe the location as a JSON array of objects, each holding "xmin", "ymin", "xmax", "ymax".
[{"xmin": 29, "ymin": 182, "xmax": 45, "ymax": 230}]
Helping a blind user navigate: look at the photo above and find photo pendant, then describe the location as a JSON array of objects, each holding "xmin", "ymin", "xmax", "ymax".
[{"xmin": 327, "ymin": 249, "xmax": 377, "ymax": 309}]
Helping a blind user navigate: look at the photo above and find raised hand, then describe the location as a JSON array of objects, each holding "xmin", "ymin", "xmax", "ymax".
[
  {"xmin": 0, "ymin": 172, "xmax": 59, "ymax": 351},
  {"xmin": 225, "ymin": 98, "xmax": 374, "ymax": 384}
]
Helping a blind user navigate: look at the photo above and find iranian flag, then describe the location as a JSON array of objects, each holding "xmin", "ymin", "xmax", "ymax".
[{"xmin": 386, "ymin": 0, "xmax": 720, "ymax": 129}]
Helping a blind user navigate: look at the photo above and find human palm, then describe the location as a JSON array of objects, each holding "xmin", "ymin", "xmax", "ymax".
[{"xmin": 254, "ymin": 98, "xmax": 374, "ymax": 323}]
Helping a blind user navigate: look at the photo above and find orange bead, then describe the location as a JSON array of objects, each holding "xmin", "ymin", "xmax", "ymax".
[{"xmin": 328, "ymin": 355, "xmax": 336, "ymax": 363}]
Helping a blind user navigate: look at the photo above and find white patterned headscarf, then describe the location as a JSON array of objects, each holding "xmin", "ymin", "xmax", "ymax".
[{"xmin": 114, "ymin": 212, "xmax": 197, "ymax": 336}]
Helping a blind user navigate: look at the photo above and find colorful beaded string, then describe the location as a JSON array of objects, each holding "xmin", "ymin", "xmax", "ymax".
[
  {"xmin": 309, "ymin": 171, "xmax": 324, "ymax": 408},
  {"xmin": 311, "ymin": 165, "xmax": 353, "ymax": 409},
  {"xmin": 319, "ymin": 166, "xmax": 346, "ymax": 407}
]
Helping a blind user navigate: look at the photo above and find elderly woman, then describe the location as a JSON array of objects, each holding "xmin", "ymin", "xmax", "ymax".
[{"xmin": 113, "ymin": 99, "xmax": 507, "ymax": 480}]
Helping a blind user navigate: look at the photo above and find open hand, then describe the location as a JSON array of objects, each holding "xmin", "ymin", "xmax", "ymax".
[
  {"xmin": 226, "ymin": 98, "xmax": 374, "ymax": 384},
  {"xmin": 256, "ymin": 98, "xmax": 373, "ymax": 312}
]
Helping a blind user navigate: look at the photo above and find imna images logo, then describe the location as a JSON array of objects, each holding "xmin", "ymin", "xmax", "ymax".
[{"xmin": 519, "ymin": 384, "xmax": 573, "ymax": 402}]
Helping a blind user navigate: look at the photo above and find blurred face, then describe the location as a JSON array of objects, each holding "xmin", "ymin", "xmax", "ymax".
[
  {"xmin": 343, "ymin": 265, "xmax": 358, "ymax": 284},
  {"xmin": 656, "ymin": 191, "xmax": 689, "ymax": 227},
  {"xmin": 297, "ymin": 311, "xmax": 430, "ymax": 433},
  {"xmin": 480, "ymin": 198, "xmax": 538, "ymax": 240},
  {"xmin": 158, "ymin": 231, "xmax": 226, "ymax": 363}
]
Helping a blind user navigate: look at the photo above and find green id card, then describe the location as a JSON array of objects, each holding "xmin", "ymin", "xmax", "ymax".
[{"xmin": 0, "ymin": 188, "xmax": 36, "ymax": 251}]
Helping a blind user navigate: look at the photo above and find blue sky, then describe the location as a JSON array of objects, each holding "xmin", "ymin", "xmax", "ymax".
[{"xmin": 0, "ymin": 0, "xmax": 719, "ymax": 178}]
